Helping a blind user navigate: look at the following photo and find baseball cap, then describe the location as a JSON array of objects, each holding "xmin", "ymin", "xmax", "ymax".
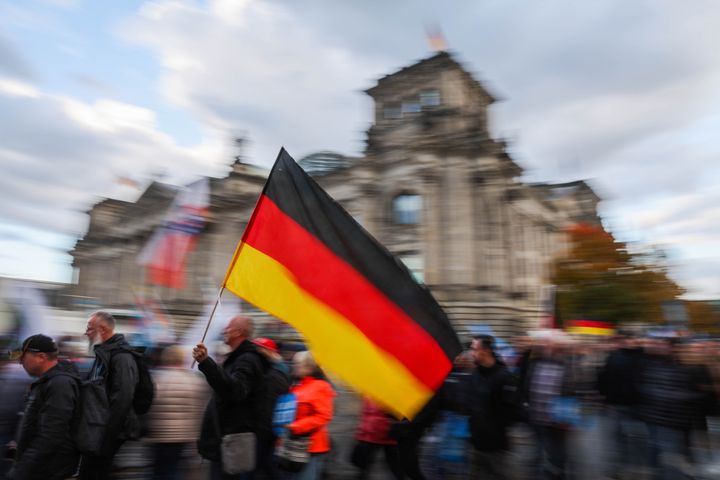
[
  {"xmin": 9, "ymin": 334, "xmax": 58, "ymax": 361},
  {"xmin": 253, "ymin": 337, "xmax": 278, "ymax": 353}
]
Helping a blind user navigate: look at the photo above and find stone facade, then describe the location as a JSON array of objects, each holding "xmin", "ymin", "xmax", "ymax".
[{"xmin": 70, "ymin": 52, "xmax": 600, "ymax": 339}]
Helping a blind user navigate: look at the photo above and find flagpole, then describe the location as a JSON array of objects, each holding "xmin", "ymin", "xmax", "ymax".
[{"xmin": 190, "ymin": 284, "xmax": 226, "ymax": 369}]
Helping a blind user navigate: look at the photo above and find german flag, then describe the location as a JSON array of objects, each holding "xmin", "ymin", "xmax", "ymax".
[
  {"xmin": 566, "ymin": 319, "xmax": 615, "ymax": 336},
  {"xmin": 223, "ymin": 149, "xmax": 461, "ymax": 418}
]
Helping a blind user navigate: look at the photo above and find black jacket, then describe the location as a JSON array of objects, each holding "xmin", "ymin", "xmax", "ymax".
[
  {"xmin": 258, "ymin": 362, "xmax": 290, "ymax": 439},
  {"xmin": 598, "ymin": 347, "xmax": 643, "ymax": 406},
  {"xmin": 89, "ymin": 334, "xmax": 140, "ymax": 451},
  {"xmin": 464, "ymin": 362, "xmax": 518, "ymax": 452},
  {"xmin": 197, "ymin": 340, "xmax": 268, "ymax": 461},
  {"xmin": 637, "ymin": 353, "xmax": 705, "ymax": 431},
  {"xmin": 9, "ymin": 361, "xmax": 80, "ymax": 480}
]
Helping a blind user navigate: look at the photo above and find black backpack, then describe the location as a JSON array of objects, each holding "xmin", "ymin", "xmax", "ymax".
[{"xmin": 126, "ymin": 348, "xmax": 154, "ymax": 415}]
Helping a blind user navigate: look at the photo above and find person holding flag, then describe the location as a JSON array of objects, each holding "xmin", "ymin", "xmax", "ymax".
[{"xmin": 210, "ymin": 148, "xmax": 461, "ymax": 420}]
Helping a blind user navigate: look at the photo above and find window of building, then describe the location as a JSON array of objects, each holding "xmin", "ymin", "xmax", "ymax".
[
  {"xmin": 420, "ymin": 90, "xmax": 441, "ymax": 107},
  {"xmin": 399, "ymin": 254, "xmax": 425, "ymax": 283},
  {"xmin": 383, "ymin": 104, "xmax": 402, "ymax": 119},
  {"xmin": 401, "ymin": 101, "xmax": 421, "ymax": 114},
  {"xmin": 393, "ymin": 194, "xmax": 422, "ymax": 224}
]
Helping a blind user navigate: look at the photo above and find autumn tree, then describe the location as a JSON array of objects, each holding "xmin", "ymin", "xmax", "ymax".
[{"xmin": 552, "ymin": 224, "xmax": 684, "ymax": 326}]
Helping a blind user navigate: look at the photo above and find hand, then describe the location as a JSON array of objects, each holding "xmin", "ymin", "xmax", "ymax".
[{"xmin": 192, "ymin": 343, "xmax": 209, "ymax": 363}]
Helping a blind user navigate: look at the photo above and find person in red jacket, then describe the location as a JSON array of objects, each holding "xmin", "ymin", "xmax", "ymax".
[
  {"xmin": 286, "ymin": 351, "xmax": 335, "ymax": 480},
  {"xmin": 351, "ymin": 397, "xmax": 403, "ymax": 479}
]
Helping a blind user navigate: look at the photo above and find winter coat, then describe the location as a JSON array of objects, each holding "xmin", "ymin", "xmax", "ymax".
[
  {"xmin": 464, "ymin": 362, "xmax": 518, "ymax": 452},
  {"xmin": 9, "ymin": 361, "xmax": 80, "ymax": 480},
  {"xmin": 598, "ymin": 348, "xmax": 643, "ymax": 406},
  {"xmin": 289, "ymin": 376, "xmax": 335, "ymax": 454},
  {"xmin": 355, "ymin": 398, "xmax": 397, "ymax": 445},
  {"xmin": 144, "ymin": 368, "xmax": 210, "ymax": 443},
  {"xmin": 257, "ymin": 362, "xmax": 290, "ymax": 440},
  {"xmin": 89, "ymin": 333, "xmax": 140, "ymax": 452},
  {"xmin": 197, "ymin": 340, "xmax": 269, "ymax": 461},
  {"xmin": 0, "ymin": 364, "xmax": 31, "ymax": 443},
  {"xmin": 638, "ymin": 354, "xmax": 707, "ymax": 431}
]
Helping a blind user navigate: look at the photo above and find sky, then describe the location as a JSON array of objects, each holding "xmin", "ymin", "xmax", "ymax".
[{"xmin": 0, "ymin": 0, "xmax": 718, "ymax": 299}]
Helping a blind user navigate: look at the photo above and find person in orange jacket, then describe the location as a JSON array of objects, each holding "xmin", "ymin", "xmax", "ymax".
[{"xmin": 286, "ymin": 351, "xmax": 335, "ymax": 480}]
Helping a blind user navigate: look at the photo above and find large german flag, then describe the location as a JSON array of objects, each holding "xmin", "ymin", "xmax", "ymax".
[{"xmin": 223, "ymin": 148, "xmax": 461, "ymax": 418}]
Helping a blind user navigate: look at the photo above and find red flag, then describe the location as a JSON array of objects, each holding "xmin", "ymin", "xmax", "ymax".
[{"xmin": 137, "ymin": 178, "xmax": 209, "ymax": 288}]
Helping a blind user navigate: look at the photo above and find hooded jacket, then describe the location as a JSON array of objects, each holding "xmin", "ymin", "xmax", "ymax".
[
  {"xmin": 88, "ymin": 333, "xmax": 140, "ymax": 452},
  {"xmin": 9, "ymin": 361, "xmax": 80, "ymax": 480},
  {"xmin": 197, "ymin": 340, "xmax": 269, "ymax": 461}
]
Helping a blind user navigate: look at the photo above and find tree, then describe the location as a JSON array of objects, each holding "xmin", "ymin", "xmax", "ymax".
[{"xmin": 552, "ymin": 224, "xmax": 684, "ymax": 326}]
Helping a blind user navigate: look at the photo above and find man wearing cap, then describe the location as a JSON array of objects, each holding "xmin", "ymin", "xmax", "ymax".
[
  {"xmin": 7, "ymin": 334, "xmax": 81, "ymax": 480},
  {"xmin": 192, "ymin": 315, "xmax": 269, "ymax": 478},
  {"xmin": 79, "ymin": 311, "xmax": 139, "ymax": 480}
]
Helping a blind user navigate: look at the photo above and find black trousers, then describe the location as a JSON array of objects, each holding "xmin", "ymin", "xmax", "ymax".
[{"xmin": 78, "ymin": 438, "xmax": 125, "ymax": 480}]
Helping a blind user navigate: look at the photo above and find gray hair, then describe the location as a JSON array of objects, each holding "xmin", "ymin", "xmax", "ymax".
[
  {"xmin": 293, "ymin": 350, "xmax": 317, "ymax": 370},
  {"xmin": 91, "ymin": 311, "xmax": 116, "ymax": 330}
]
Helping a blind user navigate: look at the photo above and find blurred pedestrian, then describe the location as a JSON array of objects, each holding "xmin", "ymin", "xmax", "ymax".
[
  {"xmin": 637, "ymin": 338, "xmax": 706, "ymax": 480},
  {"xmin": 282, "ymin": 351, "xmax": 335, "ymax": 480},
  {"xmin": 350, "ymin": 397, "xmax": 402, "ymax": 479},
  {"xmin": 253, "ymin": 338, "xmax": 290, "ymax": 479},
  {"xmin": 597, "ymin": 334, "xmax": 644, "ymax": 478},
  {"xmin": 525, "ymin": 338, "xmax": 576, "ymax": 479},
  {"xmin": 389, "ymin": 393, "xmax": 440, "ymax": 480},
  {"xmin": 0, "ymin": 355, "xmax": 31, "ymax": 477},
  {"xmin": 79, "ymin": 311, "xmax": 141, "ymax": 480},
  {"xmin": 144, "ymin": 345, "xmax": 210, "ymax": 480},
  {"xmin": 463, "ymin": 335, "xmax": 519, "ymax": 480},
  {"xmin": 193, "ymin": 316, "xmax": 269, "ymax": 479},
  {"xmin": 6, "ymin": 334, "xmax": 80, "ymax": 480}
]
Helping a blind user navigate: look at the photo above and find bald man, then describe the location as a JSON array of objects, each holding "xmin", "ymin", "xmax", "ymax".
[{"xmin": 193, "ymin": 316, "xmax": 269, "ymax": 479}]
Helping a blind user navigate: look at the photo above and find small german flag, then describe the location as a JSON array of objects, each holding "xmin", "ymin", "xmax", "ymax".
[
  {"xmin": 566, "ymin": 319, "xmax": 615, "ymax": 336},
  {"xmin": 223, "ymin": 148, "xmax": 461, "ymax": 418}
]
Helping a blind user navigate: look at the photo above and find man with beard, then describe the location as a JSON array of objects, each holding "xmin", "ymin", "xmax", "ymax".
[
  {"xmin": 7, "ymin": 334, "xmax": 81, "ymax": 480},
  {"xmin": 79, "ymin": 311, "xmax": 140, "ymax": 480}
]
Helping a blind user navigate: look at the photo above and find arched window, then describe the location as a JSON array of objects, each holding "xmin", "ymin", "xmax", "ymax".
[{"xmin": 392, "ymin": 194, "xmax": 422, "ymax": 225}]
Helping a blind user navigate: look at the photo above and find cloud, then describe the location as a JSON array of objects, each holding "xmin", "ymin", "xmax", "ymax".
[
  {"xmin": 2, "ymin": 0, "xmax": 719, "ymax": 297},
  {"xmin": 0, "ymin": 34, "xmax": 35, "ymax": 80},
  {"xmin": 0, "ymin": 76, "xmax": 231, "ymax": 239},
  {"xmin": 119, "ymin": 0, "xmax": 383, "ymax": 165}
]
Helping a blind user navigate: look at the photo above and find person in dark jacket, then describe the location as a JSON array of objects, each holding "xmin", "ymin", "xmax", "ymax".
[
  {"xmin": 253, "ymin": 337, "xmax": 290, "ymax": 480},
  {"xmin": 0, "ymin": 359, "xmax": 31, "ymax": 477},
  {"xmin": 637, "ymin": 339, "xmax": 706, "ymax": 480},
  {"xmin": 7, "ymin": 334, "xmax": 80, "ymax": 480},
  {"xmin": 463, "ymin": 335, "xmax": 518, "ymax": 480},
  {"xmin": 192, "ymin": 316, "xmax": 269, "ymax": 480},
  {"xmin": 597, "ymin": 335, "xmax": 644, "ymax": 478},
  {"xmin": 79, "ymin": 311, "xmax": 140, "ymax": 480},
  {"xmin": 389, "ymin": 392, "xmax": 440, "ymax": 480}
]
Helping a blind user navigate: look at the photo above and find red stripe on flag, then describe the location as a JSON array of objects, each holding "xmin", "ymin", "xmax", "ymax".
[
  {"xmin": 566, "ymin": 319, "xmax": 614, "ymax": 329},
  {"xmin": 243, "ymin": 195, "xmax": 451, "ymax": 390}
]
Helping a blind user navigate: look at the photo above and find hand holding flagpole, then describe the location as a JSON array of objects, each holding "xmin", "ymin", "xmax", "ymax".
[{"xmin": 190, "ymin": 285, "xmax": 225, "ymax": 369}]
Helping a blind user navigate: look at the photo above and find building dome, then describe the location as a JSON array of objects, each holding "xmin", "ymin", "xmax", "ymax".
[{"xmin": 297, "ymin": 151, "xmax": 351, "ymax": 176}]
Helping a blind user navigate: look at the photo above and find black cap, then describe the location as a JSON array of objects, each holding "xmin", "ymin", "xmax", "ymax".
[{"xmin": 9, "ymin": 334, "xmax": 58, "ymax": 360}]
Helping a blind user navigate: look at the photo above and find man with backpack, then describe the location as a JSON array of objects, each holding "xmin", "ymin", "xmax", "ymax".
[
  {"xmin": 7, "ymin": 334, "xmax": 81, "ymax": 480},
  {"xmin": 79, "ymin": 311, "xmax": 152, "ymax": 480}
]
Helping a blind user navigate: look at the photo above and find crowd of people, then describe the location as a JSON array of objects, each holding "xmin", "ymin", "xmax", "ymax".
[{"xmin": 1, "ymin": 312, "xmax": 720, "ymax": 480}]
